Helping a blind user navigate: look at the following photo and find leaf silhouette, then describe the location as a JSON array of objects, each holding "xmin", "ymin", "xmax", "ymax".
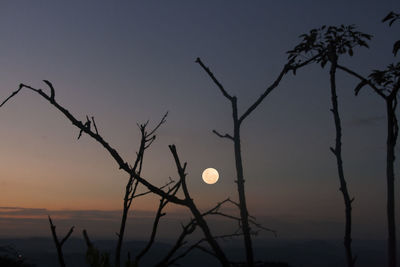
[
  {"xmin": 393, "ymin": 40, "xmax": 400, "ymax": 56},
  {"xmin": 382, "ymin": 12, "xmax": 395, "ymax": 23}
]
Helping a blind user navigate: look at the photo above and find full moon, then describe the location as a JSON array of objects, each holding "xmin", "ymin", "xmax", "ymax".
[{"xmin": 202, "ymin": 168, "xmax": 219, "ymax": 184}]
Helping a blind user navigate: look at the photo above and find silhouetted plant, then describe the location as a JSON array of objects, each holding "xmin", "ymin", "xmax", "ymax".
[
  {"xmin": 196, "ymin": 50, "xmax": 316, "ymax": 266},
  {"xmin": 48, "ymin": 215, "xmax": 74, "ymax": 267},
  {"xmin": 115, "ymin": 113, "xmax": 168, "ymax": 267},
  {"xmin": 0, "ymin": 82, "xmax": 245, "ymax": 267},
  {"xmin": 324, "ymin": 14, "xmax": 400, "ymax": 267},
  {"xmin": 154, "ymin": 197, "xmax": 270, "ymax": 266},
  {"xmin": 132, "ymin": 179, "xmax": 180, "ymax": 266},
  {"xmin": 382, "ymin": 11, "xmax": 400, "ymax": 56},
  {"xmin": 287, "ymin": 24, "xmax": 372, "ymax": 267}
]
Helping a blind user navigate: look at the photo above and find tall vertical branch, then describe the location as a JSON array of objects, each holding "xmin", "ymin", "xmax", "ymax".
[
  {"xmin": 115, "ymin": 113, "xmax": 167, "ymax": 267},
  {"xmin": 329, "ymin": 50, "xmax": 356, "ymax": 267},
  {"xmin": 287, "ymin": 25, "xmax": 371, "ymax": 267},
  {"xmin": 386, "ymin": 96, "xmax": 397, "ymax": 267},
  {"xmin": 196, "ymin": 57, "xmax": 295, "ymax": 267},
  {"xmin": 134, "ymin": 180, "xmax": 181, "ymax": 266},
  {"xmin": 0, "ymin": 83, "xmax": 232, "ymax": 265},
  {"xmin": 381, "ymin": 14, "xmax": 400, "ymax": 263}
]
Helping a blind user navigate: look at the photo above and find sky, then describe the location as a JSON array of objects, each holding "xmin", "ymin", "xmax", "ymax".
[{"xmin": 0, "ymin": 1, "xmax": 399, "ymax": 241}]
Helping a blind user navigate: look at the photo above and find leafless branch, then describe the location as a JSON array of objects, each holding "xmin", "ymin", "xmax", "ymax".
[
  {"xmin": 196, "ymin": 57, "xmax": 233, "ymax": 100},
  {"xmin": 1, "ymin": 83, "xmax": 187, "ymax": 205},
  {"xmin": 43, "ymin": 80, "xmax": 55, "ymax": 99},
  {"xmin": 158, "ymin": 197, "xmax": 247, "ymax": 266},
  {"xmin": 195, "ymin": 56, "xmax": 303, "ymax": 266},
  {"xmin": 169, "ymin": 231, "xmax": 248, "ymax": 266},
  {"xmin": 168, "ymin": 144, "xmax": 230, "ymax": 266},
  {"xmin": 134, "ymin": 197, "xmax": 168, "ymax": 264},
  {"xmin": 1, "ymin": 83, "xmax": 232, "ymax": 266},
  {"xmin": 168, "ymin": 240, "xmax": 215, "ymax": 266},
  {"xmin": 116, "ymin": 112, "xmax": 169, "ymax": 267},
  {"xmin": 147, "ymin": 111, "xmax": 168, "ymax": 136},
  {"xmin": 48, "ymin": 215, "xmax": 74, "ymax": 267},
  {"xmin": 82, "ymin": 229, "xmax": 93, "ymax": 248},
  {"xmin": 248, "ymin": 218, "xmax": 277, "ymax": 237},
  {"xmin": 213, "ymin": 129, "xmax": 234, "ymax": 140},
  {"xmin": 336, "ymin": 64, "xmax": 386, "ymax": 99},
  {"xmin": 239, "ymin": 63, "xmax": 291, "ymax": 124}
]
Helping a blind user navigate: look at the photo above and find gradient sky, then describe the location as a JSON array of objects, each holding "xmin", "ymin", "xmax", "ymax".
[{"xmin": 0, "ymin": 1, "xmax": 399, "ymax": 240}]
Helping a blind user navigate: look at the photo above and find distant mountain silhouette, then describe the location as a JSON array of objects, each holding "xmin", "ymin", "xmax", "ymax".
[{"xmin": 0, "ymin": 238, "xmax": 390, "ymax": 267}]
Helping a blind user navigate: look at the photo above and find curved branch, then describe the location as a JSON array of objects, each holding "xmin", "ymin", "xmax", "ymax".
[
  {"xmin": 336, "ymin": 64, "xmax": 386, "ymax": 99},
  {"xmin": 1, "ymin": 84, "xmax": 188, "ymax": 206}
]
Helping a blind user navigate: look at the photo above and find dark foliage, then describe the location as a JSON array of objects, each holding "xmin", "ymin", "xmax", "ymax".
[
  {"xmin": 382, "ymin": 11, "xmax": 400, "ymax": 56},
  {"xmin": 287, "ymin": 25, "xmax": 372, "ymax": 70}
]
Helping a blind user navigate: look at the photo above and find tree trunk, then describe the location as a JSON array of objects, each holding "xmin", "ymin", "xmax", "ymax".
[
  {"xmin": 386, "ymin": 99, "xmax": 397, "ymax": 267},
  {"xmin": 115, "ymin": 177, "xmax": 133, "ymax": 267},
  {"xmin": 329, "ymin": 59, "xmax": 355, "ymax": 267},
  {"xmin": 232, "ymin": 97, "xmax": 254, "ymax": 266}
]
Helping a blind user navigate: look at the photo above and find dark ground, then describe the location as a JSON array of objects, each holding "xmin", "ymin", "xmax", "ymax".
[{"xmin": 0, "ymin": 238, "xmax": 390, "ymax": 267}]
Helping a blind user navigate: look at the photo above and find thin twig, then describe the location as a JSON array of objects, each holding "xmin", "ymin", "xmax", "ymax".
[
  {"xmin": 0, "ymin": 84, "xmax": 23, "ymax": 107},
  {"xmin": 213, "ymin": 130, "xmax": 234, "ymax": 140}
]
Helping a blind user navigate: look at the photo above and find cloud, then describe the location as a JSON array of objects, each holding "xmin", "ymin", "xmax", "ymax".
[{"xmin": 0, "ymin": 206, "xmax": 170, "ymax": 220}]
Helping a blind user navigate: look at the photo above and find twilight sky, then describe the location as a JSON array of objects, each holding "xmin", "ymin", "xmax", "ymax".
[{"xmin": 0, "ymin": 1, "xmax": 399, "ymax": 240}]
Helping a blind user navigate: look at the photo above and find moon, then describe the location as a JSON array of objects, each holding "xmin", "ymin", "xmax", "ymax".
[{"xmin": 202, "ymin": 168, "xmax": 219, "ymax": 184}]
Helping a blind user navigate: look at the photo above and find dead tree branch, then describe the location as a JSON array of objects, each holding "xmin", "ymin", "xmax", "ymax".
[
  {"xmin": 1, "ymin": 82, "xmax": 232, "ymax": 266},
  {"xmin": 115, "ymin": 112, "xmax": 168, "ymax": 267},
  {"xmin": 168, "ymin": 144, "xmax": 230, "ymax": 266},
  {"xmin": 195, "ymin": 57, "xmax": 233, "ymax": 100},
  {"xmin": 48, "ymin": 215, "xmax": 74, "ymax": 267},
  {"xmin": 195, "ymin": 56, "xmax": 296, "ymax": 266},
  {"xmin": 212, "ymin": 129, "xmax": 234, "ymax": 140},
  {"xmin": 134, "ymin": 181, "xmax": 181, "ymax": 266}
]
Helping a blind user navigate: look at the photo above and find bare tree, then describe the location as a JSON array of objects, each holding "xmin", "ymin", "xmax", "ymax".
[
  {"xmin": 287, "ymin": 25, "xmax": 372, "ymax": 267},
  {"xmin": 115, "ymin": 113, "xmax": 168, "ymax": 267},
  {"xmin": 195, "ymin": 54, "xmax": 315, "ymax": 266},
  {"xmin": 155, "ymin": 197, "xmax": 273, "ymax": 266},
  {"xmin": 48, "ymin": 215, "xmax": 74, "ymax": 267},
  {"xmin": 132, "ymin": 181, "xmax": 180, "ymax": 266},
  {"xmin": 0, "ymin": 82, "xmax": 232, "ymax": 266}
]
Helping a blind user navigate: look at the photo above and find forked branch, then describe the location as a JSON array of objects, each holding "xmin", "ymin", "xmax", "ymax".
[{"xmin": 48, "ymin": 216, "xmax": 74, "ymax": 267}]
